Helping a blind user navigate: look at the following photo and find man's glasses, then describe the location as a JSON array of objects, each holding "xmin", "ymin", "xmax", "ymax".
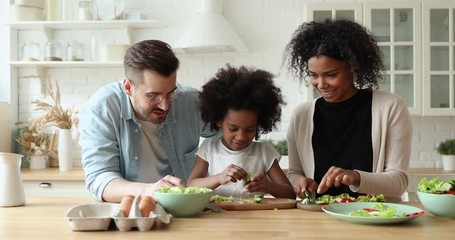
[{"xmin": 129, "ymin": 79, "xmax": 182, "ymax": 105}]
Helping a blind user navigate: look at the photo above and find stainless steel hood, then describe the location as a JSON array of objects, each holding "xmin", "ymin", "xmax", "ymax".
[{"xmin": 173, "ymin": 0, "xmax": 248, "ymax": 53}]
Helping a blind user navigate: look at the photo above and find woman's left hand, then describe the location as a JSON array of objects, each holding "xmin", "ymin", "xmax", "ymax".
[
  {"xmin": 244, "ymin": 173, "xmax": 271, "ymax": 193},
  {"xmin": 317, "ymin": 166, "xmax": 360, "ymax": 194}
]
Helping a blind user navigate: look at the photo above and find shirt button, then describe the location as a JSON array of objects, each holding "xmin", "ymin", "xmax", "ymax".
[
  {"xmin": 135, "ymin": 129, "xmax": 139, "ymax": 133},
  {"xmin": 134, "ymin": 156, "xmax": 138, "ymax": 160}
]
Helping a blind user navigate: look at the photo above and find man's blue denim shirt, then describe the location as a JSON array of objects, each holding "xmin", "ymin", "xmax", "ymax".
[{"xmin": 78, "ymin": 81, "xmax": 217, "ymax": 201}]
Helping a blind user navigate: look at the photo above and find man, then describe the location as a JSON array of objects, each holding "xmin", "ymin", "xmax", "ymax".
[{"xmin": 79, "ymin": 40, "xmax": 218, "ymax": 202}]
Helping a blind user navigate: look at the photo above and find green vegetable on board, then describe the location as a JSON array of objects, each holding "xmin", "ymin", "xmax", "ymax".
[{"xmin": 244, "ymin": 172, "xmax": 253, "ymax": 185}]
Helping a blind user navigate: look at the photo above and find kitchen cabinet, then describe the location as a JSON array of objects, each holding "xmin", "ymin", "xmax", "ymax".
[
  {"xmin": 364, "ymin": 1, "xmax": 422, "ymax": 116},
  {"xmin": 21, "ymin": 167, "xmax": 90, "ymax": 197},
  {"xmin": 305, "ymin": 1, "xmax": 454, "ymax": 116},
  {"xmin": 422, "ymin": 1, "xmax": 455, "ymax": 115}
]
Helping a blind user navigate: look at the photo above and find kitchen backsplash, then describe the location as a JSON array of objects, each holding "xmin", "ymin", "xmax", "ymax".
[{"xmin": 3, "ymin": 0, "xmax": 455, "ymax": 168}]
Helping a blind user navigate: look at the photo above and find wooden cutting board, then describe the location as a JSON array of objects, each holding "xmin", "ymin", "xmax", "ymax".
[
  {"xmin": 211, "ymin": 198, "xmax": 297, "ymax": 211},
  {"xmin": 296, "ymin": 202, "xmax": 324, "ymax": 212}
]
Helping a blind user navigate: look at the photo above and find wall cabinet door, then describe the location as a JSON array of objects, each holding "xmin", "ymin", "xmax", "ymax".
[
  {"xmin": 364, "ymin": 1, "xmax": 422, "ymax": 116},
  {"xmin": 422, "ymin": 1, "xmax": 455, "ymax": 116}
]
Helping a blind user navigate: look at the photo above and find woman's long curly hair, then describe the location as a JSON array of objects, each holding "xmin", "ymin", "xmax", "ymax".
[
  {"xmin": 283, "ymin": 19, "xmax": 383, "ymax": 89},
  {"xmin": 200, "ymin": 64, "xmax": 285, "ymax": 140}
]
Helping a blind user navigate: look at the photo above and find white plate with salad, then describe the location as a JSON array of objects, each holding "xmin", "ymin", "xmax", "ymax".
[{"xmin": 322, "ymin": 202, "xmax": 424, "ymax": 224}]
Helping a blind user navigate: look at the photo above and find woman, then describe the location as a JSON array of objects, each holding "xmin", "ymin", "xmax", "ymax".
[{"xmin": 283, "ymin": 19, "xmax": 412, "ymax": 202}]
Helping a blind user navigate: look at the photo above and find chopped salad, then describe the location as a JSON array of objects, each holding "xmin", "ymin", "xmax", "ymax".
[
  {"xmin": 301, "ymin": 193, "xmax": 385, "ymax": 205},
  {"xmin": 348, "ymin": 203, "xmax": 424, "ymax": 218},
  {"xmin": 417, "ymin": 177, "xmax": 455, "ymax": 194},
  {"xmin": 155, "ymin": 186, "xmax": 212, "ymax": 194},
  {"xmin": 349, "ymin": 203, "xmax": 406, "ymax": 218}
]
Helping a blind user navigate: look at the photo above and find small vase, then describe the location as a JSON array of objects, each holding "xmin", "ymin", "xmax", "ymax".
[
  {"xmin": 442, "ymin": 155, "xmax": 455, "ymax": 171},
  {"xmin": 58, "ymin": 128, "xmax": 73, "ymax": 171}
]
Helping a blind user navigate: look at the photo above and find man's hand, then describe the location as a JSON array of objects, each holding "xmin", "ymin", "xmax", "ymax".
[{"xmin": 147, "ymin": 175, "xmax": 186, "ymax": 196}]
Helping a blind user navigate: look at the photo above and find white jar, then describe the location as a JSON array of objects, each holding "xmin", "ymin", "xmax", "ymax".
[{"xmin": 78, "ymin": 1, "xmax": 93, "ymax": 20}]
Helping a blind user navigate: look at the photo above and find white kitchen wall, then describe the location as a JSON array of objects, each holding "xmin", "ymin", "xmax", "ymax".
[{"xmin": 2, "ymin": 0, "xmax": 454, "ymax": 168}]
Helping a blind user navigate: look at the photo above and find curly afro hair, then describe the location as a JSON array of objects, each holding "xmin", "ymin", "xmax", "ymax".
[
  {"xmin": 200, "ymin": 64, "xmax": 285, "ymax": 140},
  {"xmin": 283, "ymin": 19, "xmax": 383, "ymax": 89}
]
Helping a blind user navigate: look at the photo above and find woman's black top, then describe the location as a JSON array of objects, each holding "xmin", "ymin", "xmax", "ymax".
[{"xmin": 312, "ymin": 90, "xmax": 373, "ymax": 198}]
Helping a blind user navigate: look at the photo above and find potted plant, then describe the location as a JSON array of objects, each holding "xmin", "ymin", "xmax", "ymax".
[
  {"xmin": 32, "ymin": 80, "xmax": 79, "ymax": 171},
  {"xmin": 435, "ymin": 139, "xmax": 455, "ymax": 170},
  {"xmin": 261, "ymin": 139, "xmax": 288, "ymax": 169},
  {"xmin": 273, "ymin": 139, "xmax": 288, "ymax": 156},
  {"xmin": 15, "ymin": 119, "xmax": 57, "ymax": 169}
]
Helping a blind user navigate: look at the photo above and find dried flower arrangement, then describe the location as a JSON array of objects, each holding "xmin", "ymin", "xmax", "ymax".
[
  {"xmin": 15, "ymin": 119, "xmax": 57, "ymax": 158},
  {"xmin": 32, "ymin": 79, "xmax": 79, "ymax": 129}
]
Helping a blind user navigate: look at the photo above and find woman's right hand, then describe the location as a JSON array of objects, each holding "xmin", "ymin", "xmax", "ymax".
[
  {"xmin": 294, "ymin": 176, "xmax": 318, "ymax": 199},
  {"xmin": 218, "ymin": 164, "xmax": 248, "ymax": 185}
]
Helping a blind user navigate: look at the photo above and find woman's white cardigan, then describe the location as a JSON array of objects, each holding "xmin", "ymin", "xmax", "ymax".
[{"xmin": 287, "ymin": 90, "xmax": 412, "ymax": 202}]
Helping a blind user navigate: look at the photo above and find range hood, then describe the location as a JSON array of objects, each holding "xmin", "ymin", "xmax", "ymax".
[{"xmin": 173, "ymin": 0, "xmax": 248, "ymax": 53}]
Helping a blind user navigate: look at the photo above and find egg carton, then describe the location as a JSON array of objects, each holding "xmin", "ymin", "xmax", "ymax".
[{"xmin": 65, "ymin": 195, "xmax": 171, "ymax": 231}]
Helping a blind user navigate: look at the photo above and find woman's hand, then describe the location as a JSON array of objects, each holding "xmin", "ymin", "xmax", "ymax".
[
  {"xmin": 244, "ymin": 173, "xmax": 271, "ymax": 193},
  {"xmin": 294, "ymin": 176, "xmax": 318, "ymax": 199},
  {"xmin": 217, "ymin": 164, "xmax": 248, "ymax": 185},
  {"xmin": 317, "ymin": 166, "xmax": 360, "ymax": 194}
]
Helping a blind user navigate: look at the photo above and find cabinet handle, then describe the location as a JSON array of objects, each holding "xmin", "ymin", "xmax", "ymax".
[{"xmin": 39, "ymin": 182, "xmax": 52, "ymax": 188}]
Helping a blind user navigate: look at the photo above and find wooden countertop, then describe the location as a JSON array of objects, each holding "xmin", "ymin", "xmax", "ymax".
[
  {"xmin": 21, "ymin": 167, "xmax": 85, "ymax": 181},
  {"xmin": 0, "ymin": 197, "xmax": 453, "ymax": 240},
  {"xmin": 407, "ymin": 168, "xmax": 455, "ymax": 175},
  {"xmin": 19, "ymin": 168, "xmax": 455, "ymax": 182}
]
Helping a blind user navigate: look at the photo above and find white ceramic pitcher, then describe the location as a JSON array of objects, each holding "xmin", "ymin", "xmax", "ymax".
[{"xmin": 0, "ymin": 152, "xmax": 26, "ymax": 207}]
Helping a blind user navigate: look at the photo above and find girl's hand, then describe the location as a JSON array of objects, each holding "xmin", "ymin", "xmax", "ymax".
[
  {"xmin": 244, "ymin": 173, "xmax": 271, "ymax": 193},
  {"xmin": 218, "ymin": 164, "xmax": 248, "ymax": 185},
  {"xmin": 294, "ymin": 176, "xmax": 318, "ymax": 199},
  {"xmin": 317, "ymin": 166, "xmax": 360, "ymax": 194}
]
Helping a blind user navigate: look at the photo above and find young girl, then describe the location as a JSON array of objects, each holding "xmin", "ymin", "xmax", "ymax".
[{"xmin": 187, "ymin": 65, "xmax": 295, "ymax": 199}]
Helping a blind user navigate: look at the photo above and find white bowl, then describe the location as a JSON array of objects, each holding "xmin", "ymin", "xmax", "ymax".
[
  {"xmin": 417, "ymin": 191, "xmax": 455, "ymax": 219},
  {"xmin": 154, "ymin": 187, "xmax": 213, "ymax": 217}
]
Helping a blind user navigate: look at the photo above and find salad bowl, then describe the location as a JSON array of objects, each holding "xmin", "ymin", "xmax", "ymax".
[
  {"xmin": 417, "ymin": 177, "xmax": 455, "ymax": 219},
  {"xmin": 417, "ymin": 192, "xmax": 455, "ymax": 218},
  {"xmin": 154, "ymin": 186, "xmax": 213, "ymax": 217}
]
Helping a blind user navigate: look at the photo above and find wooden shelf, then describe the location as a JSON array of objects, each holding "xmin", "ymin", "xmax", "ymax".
[
  {"xmin": 21, "ymin": 167, "xmax": 84, "ymax": 181},
  {"xmin": 6, "ymin": 19, "xmax": 162, "ymax": 30},
  {"xmin": 407, "ymin": 168, "xmax": 455, "ymax": 175},
  {"xmin": 9, "ymin": 61, "xmax": 123, "ymax": 68},
  {"xmin": 6, "ymin": 19, "xmax": 163, "ymax": 43}
]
